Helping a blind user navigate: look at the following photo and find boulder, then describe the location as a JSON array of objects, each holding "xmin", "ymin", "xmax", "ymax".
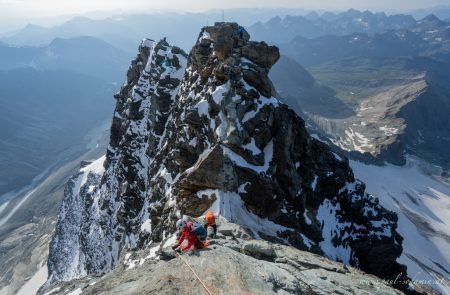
[
  {"xmin": 242, "ymin": 67, "xmax": 275, "ymax": 98},
  {"xmin": 159, "ymin": 248, "xmax": 177, "ymax": 261},
  {"xmin": 205, "ymin": 22, "xmax": 239, "ymax": 61},
  {"xmin": 242, "ymin": 240, "xmax": 277, "ymax": 259},
  {"xmin": 241, "ymin": 41, "xmax": 280, "ymax": 69}
]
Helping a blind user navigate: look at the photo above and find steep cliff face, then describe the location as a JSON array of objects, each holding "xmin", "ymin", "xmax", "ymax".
[
  {"xmin": 47, "ymin": 38, "xmax": 188, "ymax": 281},
  {"xmin": 47, "ymin": 23, "xmax": 407, "ymax": 289}
]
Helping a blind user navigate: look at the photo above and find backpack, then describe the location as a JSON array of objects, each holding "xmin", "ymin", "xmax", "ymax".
[{"xmin": 192, "ymin": 222, "xmax": 207, "ymax": 240}]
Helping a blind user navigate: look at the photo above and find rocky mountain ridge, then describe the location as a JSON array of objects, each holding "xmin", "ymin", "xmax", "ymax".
[
  {"xmin": 42, "ymin": 220, "xmax": 408, "ymax": 295},
  {"xmin": 44, "ymin": 22, "xmax": 413, "ymax": 293}
]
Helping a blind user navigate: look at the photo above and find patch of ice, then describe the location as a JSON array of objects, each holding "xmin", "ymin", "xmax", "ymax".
[
  {"xmin": 311, "ymin": 175, "xmax": 318, "ymax": 191},
  {"xmin": 196, "ymin": 189, "xmax": 217, "ymax": 199},
  {"xmin": 195, "ymin": 99, "xmax": 209, "ymax": 117},
  {"xmin": 370, "ymin": 220, "xmax": 391, "ymax": 236},
  {"xmin": 215, "ymin": 111, "xmax": 227, "ymax": 138},
  {"xmin": 80, "ymin": 155, "xmax": 106, "ymax": 175},
  {"xmin": 87, "ymin": 185, "xmax": 95, "ymax": 193},
  {"xmin": 161, "ymin": 234, "xmax": 178, "ymax": 248},
  {"xmin": 158, "ymin": 166, "xmax": 174, "ymax": 184},
  {"xmin": 303, "ymin": 210, "xmax": 312, "ymax": 225},
  {"xmin": 185, "ymin": 147, "xmax": 214, "ymax": 174},
  {"xmin": 125, "ymin": 256, "xmax": 138, "ymax": 270},
  {"xmin": 188, "ymin": 137, "xmax": 198, "ymax": 147},
  {"xmin": 317, "ymin": 199, "xmax": 353, "ymax": 264},
  {"xmin": 379, "ymin": 125, "xmax": 398, "ymax": 136},
  {"xmin": 222, "ymin": 140, "xmax": 273, "ymax": 174},
  {"xmin": 141, "ymin": 39, "xmax": 155, "ymax": 48},
  {"xmin": 43, "ymin": 286, "xmax": 61, "ymax": 295},
  {"xmin": 207, "ymin": 190, "xmax": 293, "ymax": 239},
  {"xmin": 146, "ymin": 245, "xmax": 161, "ymax": 259},
  {"xmin": 67, "ymin": 288, "xmax": 83, "ymax": 295},
  {"xmin": 199, "ymin": 30, "xmax": 211, "ymax": 41},
  {"xmin": 209, "ymin": 118, "xmax": 216, "ymax": 130},
  {"xmin": 358, "ymin": 106, "xmax": 373, "ymax": 111},
  {"xmin": 332, "ymin": 152, "xmax": 343, "ymax": 162},
  {"xmin": 301, "ymin": 233, "xmax": 314, "ymax": 248},
  {"xmin": 243, "ymin": 138, "xmax": 261, "ymax": 155},
  {"xmin": 310, "ymin": 133, "xmax": 328, "ymax": 144},
  {"xmin": 240, "ymin": 57, "xmax": 256, "ymax": 65},
  {"xmin": 211, "ymin": 84, "xmax": 228, "ymax": 105},
  {"xmin": 157, "ymin": 49, "xmax": 165, "ymax": 56},
  {"xmin": 140, "ymin": 219, "xmax": 152, "ymax": 233},
  {"xmin": 332, "ymin": 128, "xmax": 373, "ymax": 153},
  {"xmin": 242, "ymin": 96, "xmax": 279, "ymax": 123},
  {"xmin": 238, "ymin": 182, "xmax": 250, "ymax": 194}
]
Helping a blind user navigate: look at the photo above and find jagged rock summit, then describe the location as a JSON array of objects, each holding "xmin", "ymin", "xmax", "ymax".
[{"xmin": 45, "ymin": 22, "xmax": 410, "ymax": 292}]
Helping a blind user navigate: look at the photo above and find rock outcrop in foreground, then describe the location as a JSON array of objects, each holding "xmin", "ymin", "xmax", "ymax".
[
  {"xmin": 43, "ymin": 221, "xmax": 404, "ymax": 295},
  {"xmin": 45, "ymin": 22, "xmax": 410, "ymax": 292}
]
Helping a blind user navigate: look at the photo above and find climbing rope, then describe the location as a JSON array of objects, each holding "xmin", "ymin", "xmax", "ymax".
[{"xmin": 176, "ymin": 251, "xmax": 214, "ymax": 295}]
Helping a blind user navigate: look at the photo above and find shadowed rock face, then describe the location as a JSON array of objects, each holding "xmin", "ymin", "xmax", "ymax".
[{"xmin": 46, "ymin": 22, "xmax": 409, "ymax": 292}]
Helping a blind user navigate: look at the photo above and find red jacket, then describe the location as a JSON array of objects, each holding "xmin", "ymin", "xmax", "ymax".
[{"xmin": 176, "ymin": 222, "xmax": 198, "ymax": 251}]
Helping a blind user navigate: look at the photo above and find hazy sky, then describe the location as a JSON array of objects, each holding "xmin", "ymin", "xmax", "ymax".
[{"xmin": 1, "ymin": 0, "xmax": 449, "ymax": 24}]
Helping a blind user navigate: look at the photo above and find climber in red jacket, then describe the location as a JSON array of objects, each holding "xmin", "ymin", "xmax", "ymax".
[{"xmin": 172, "ymin": 219, "xmax": 209, "ymax": 252}]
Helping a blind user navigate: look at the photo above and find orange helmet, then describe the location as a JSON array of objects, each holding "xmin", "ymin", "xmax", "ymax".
[{"xmin": 205, "ymin": 211, "xmax": 216, "ymax": 225}]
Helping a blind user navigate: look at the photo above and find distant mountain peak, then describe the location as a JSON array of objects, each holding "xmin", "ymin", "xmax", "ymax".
[
  {"xmin": 422, "ymin": 13, "xmax": 441, "ymax": 22},
  {"xmin": 267, "ymin": 15, "xmax": 282, "ymax": 24},
  {"xmin": 247, "ymin": 10, "xmax": 415, "ymax": 43},
  {"xmin": 22, "ymin": 23, "xmax": 45, "ymax": 32}
]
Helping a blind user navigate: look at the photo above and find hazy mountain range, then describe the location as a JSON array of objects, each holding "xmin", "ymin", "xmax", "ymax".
[
  {"xmin": 409, "ymin": 5, "xmax": 450, "ymax": 20},
  {"xmin": 248, "ymin": 9, "xmax": 416, "ymax": 43},
  {"xmin": 0, "ymin": 8, "xmax": 435, "ymax": 54},
  {"xmin": 0, "ymin": 9, "xmax": 311, "ymax": 53},
  {"xmin": 276, "ymin": 14, "xmax": 450, "ymax": 67},
  {"xmin": 0, "ymin": 36, "xmax": 129, "ymax": 81},
  {"xmin": 0, "ymin": 34, "xmax": 132, "ymax": 197},
  {"xmin": 0, "ymin": 68, "xmax": 114, "ymax": 197}
]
